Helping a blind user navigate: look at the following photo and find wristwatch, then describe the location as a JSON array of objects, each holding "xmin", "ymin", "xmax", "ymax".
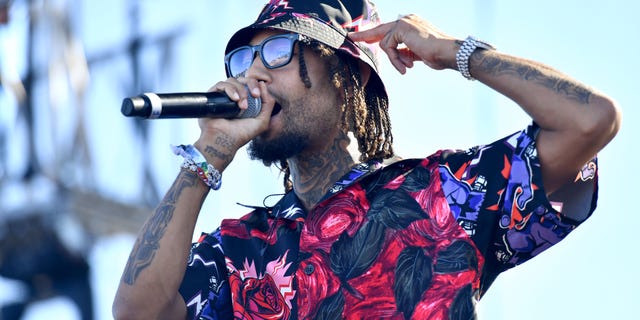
[{"xmin": 456, "ymin": 36, "xmax": 496, "ymax": 80}]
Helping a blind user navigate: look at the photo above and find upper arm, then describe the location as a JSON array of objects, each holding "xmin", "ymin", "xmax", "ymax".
[{"xmin": 536, "ymin": 94, "xmax": 620, "ymax": 194}]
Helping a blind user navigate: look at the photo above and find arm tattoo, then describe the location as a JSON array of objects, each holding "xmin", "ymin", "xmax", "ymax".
[
  {"xmin": 205, "ymin": 145, "xmax": 232, "ymax": 162},
  {"xmin": 122, "ymin": 170, "xmax": 199, "ymax": 285},
  {"xmin": 473, "ymin": 53, "xmax": 593, "ymax": 105},
  {"xmin": 215, "ymin": 134, "xmax": 236, "ymax": 151}
]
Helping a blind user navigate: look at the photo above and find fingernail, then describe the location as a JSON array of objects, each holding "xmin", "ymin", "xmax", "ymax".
[{"xmin": 251, "ymin": 87, "xmax": 260, "ymax": 96}]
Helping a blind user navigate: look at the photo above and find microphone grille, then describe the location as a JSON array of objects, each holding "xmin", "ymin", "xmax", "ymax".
[{"xmin": 239, "ymin": 96, "xmax": 262, "ymax": 118}]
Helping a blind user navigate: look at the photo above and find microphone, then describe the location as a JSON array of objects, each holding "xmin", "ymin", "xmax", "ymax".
[{"xmin": 121, "ymin": 91, "xmax": 261, "ymax": 119}]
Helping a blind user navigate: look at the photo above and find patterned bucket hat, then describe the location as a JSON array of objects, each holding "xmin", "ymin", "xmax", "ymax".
[{"xmin": 225, "ymin": 0, "xmax": 387, "ymax": 99}]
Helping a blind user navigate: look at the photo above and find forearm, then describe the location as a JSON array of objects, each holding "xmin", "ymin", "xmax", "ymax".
[
  {"xmin": 470, "ymin": 50, "xmax": 603, "ymax": 132},
  {"xmin": 111, "ymin": 78, "xmax": 268, "ymax": 319},
  {"xmin": 468, "ymin": 49, "xmax": 620, "ymax": 191},
  {"xmin": 113, "ymin": 169, "xmax": 209, "ymax": 319},
  {"xmin": 349, "ymin": 14, "xmax": 620, "ymax": 152}
]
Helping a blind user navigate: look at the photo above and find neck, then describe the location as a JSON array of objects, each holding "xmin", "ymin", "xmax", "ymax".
[{"xmin": 288, "ymin": 131, "xmax": 356, "ymax": 211}]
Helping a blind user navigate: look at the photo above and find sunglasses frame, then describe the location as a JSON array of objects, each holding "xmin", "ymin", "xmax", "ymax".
[{"xmin": 225, "ymin": 33, "xmax": 305, "ymax": 78}]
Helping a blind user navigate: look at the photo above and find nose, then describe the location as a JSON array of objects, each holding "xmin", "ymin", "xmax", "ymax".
[{"xmin": 244, "ymin": 52, "xmax": 271, "ymax": 83}]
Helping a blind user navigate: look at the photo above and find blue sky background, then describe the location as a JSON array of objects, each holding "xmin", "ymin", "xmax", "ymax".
[{"xmin": 0, "ymin": 1, "xmax": 636, "ymax": 319}]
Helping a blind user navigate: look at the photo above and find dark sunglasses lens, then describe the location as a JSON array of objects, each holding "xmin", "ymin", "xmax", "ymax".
[
  {"xmin": 262, "ymin": 37, "xmax": 294, "ymax": 68},
  {"xmin": 229, "ymin": 48, "xmax": 253, "ymax": 77}
]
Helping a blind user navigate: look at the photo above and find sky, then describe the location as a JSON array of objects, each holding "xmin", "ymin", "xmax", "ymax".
[{"xmin": 0, "ymin": 0, "xmax": 637, "ymax": 319}]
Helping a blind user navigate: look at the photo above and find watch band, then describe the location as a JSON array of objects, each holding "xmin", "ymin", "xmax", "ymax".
[{"xmin": 456, "ymin": 36, "xmax": 495, "ymax": 81}]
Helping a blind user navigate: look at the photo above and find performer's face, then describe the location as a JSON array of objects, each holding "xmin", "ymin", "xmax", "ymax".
[{"xmin": 244, "ymin": 30, "xmax": 343, "ymax": 164}]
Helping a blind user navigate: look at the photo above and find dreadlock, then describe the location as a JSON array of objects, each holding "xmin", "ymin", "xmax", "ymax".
[
  {"xmin": 298, "ymin": 41, "xmax": 313, "ymax": 89},
  {"xmin": 278, "ymin": 40, "xmax": 393, "ymax": 192}
]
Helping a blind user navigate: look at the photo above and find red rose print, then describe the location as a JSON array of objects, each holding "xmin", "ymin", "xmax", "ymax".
[
  {"xmin": 228, "ymin": 253, "xmax": 295, "ymax": 320},
  {"xmin": 221, "ymin": 218, "xmax": 250, "ymax": 239},
  {"xmin": 301, "ymin": 185, "xmax": 369, "ymax": 252},
  {"xmin": 230, "ymin": 274, "xmax": 291, "ymax": 320},
  {"xmin": 296, "ymin": 252, "xmax": 341, "ymax": 318},
  {"xmin": 222, "ymin": 215, "xmax": 296, "ymax": 246}
]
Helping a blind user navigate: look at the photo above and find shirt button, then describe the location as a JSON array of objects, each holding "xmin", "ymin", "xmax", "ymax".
[{"xmin": 304, "ymin": 264, "xmax": 315, "ymax": 275}]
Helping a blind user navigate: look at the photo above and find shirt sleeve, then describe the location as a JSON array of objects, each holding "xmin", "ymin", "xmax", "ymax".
[
  {"xmin": 179, "ymin": 229, "xmax": 233, "ymax": 320},
  {"xmin": 438, "ymin": 123, "xmax": 598, "ymax": 293}
]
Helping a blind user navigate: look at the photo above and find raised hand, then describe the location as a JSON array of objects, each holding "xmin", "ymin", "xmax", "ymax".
[{"xmin": 349, "ymin": 14, "xmax": 458, "ymax": 74}]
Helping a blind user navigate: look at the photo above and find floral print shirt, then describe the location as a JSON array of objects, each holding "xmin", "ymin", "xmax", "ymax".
[{"xmin": 179, "ymin": 124, "xmax": 598, "ymax": 319}]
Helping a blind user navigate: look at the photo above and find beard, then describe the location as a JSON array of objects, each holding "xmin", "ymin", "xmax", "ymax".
[
  {"xmin": 248, "ymin": 81, "xmax": 340, "ymax": 167},
  {"xmin": 247, "ymin": 130, "xmax": 309, "ymax": 166}
]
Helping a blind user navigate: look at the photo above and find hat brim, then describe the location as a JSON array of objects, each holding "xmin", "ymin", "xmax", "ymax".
[
  {"xmin": 225, "ymin": 14, "xmax": 387, "ymax": 106},
  {"xmin": 225, "ymin": 15, "xmax": 380, "ymax": 76}
]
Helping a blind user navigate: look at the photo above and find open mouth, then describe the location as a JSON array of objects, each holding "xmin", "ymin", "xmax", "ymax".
[{"xmin": 271, "ymin": 103, "xmax": 282, "ymax": 117}]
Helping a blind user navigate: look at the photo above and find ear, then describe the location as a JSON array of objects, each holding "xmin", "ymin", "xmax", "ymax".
[{"xmin": 358, "ymin": 60, "xmax": 372, "ymax": 87}]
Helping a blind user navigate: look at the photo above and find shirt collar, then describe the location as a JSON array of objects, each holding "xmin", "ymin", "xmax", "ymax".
[{"xmin": 270, "ymin": 160, "xmax": 382, "ymax": 220}]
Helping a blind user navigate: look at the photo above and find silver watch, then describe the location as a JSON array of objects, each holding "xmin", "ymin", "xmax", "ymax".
[{"xmin": 456, "ymin": 36, "xmax": 496, "ymax": 80}]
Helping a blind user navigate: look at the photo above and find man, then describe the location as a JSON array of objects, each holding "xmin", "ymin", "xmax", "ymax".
[{"xmin": 113, "ymin": 0, "xmax": 621, "ymax": 319}]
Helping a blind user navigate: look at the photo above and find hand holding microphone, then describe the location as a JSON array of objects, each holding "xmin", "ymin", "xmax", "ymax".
[
  {"xmin": 121, "ymin": 82, "xmax": 271, "ymax": 172},
  {"xmin": 121, "ymin": 88, "xmax": 262, "ymax": 119}
]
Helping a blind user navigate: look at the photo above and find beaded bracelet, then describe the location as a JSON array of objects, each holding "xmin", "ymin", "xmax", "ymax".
[{"xmin": 171, "ymin": 144, "xmax": 222, "ymax": 190}]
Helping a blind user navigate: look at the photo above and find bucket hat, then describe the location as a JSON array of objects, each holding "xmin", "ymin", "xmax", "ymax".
[{"xmin": 225, "ymin": 0, "xmax": 386, "ymax": 99}]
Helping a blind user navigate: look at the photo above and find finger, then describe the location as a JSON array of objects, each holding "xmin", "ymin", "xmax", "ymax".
[
  {"xmin": 241, "ymin": 77, "xmax": 261, "ymax": 98},
  {"xmin": 210, "ymin": 79, "xmax": 243, "ymax": 102},
  {"xmin": 255, "ymin": 81, "xmax": 274, "ymax": 121},
  {"xmin": 212, "ymin": 78, "xmax": 254, "ymax": 110},
  {"xmin": 239, "ymin": 78, "xmax": 263, "ymax": 111},
  {"xmin": 398, "ymin": 47, "xmax": 420, "ymax": 62},
  {"xmin": 384, "ymin": 49, "xmax": 406, "ymax": 74},
  {"xmin": 379, "ymin": 31, "xmax": 407, "ymax": 74},
  {"xmin": 348, "ymin": 21, "xmax": 395, "ymax": 43},
  {"xmin": 398, "ymin": 48, "xmax": 419, "ymax": 68},
  {"xmin": 398, "ymin": 54, "xmax": 414, "ymax": 69}
]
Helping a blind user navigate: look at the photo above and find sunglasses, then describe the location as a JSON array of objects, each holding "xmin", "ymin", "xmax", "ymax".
[{"xmin": 224, "ymin": 33, "xmax": 305, "ymax": 78}]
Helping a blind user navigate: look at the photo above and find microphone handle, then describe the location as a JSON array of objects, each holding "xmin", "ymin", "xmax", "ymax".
[
  {"xmin": 121, "ymin": 92, "xmax": 261, "ymax": 119},
  {"xmin": 154, "ymin": 92, "xmax": 240, "ymax": 119}
]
